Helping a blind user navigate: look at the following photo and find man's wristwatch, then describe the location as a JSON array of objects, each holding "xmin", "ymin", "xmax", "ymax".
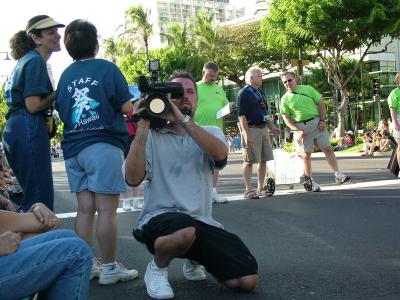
[{"xmin": 182, "ymin": 115, "xmax": 191, "ymax": 128}]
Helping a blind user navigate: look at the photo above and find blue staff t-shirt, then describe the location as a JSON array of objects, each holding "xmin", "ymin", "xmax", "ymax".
[
  {"xmin": 56, "ymin": 59, "xmax": 132, "ymax": 159},
  {"xmin": 4, "ymin": 49, "xmax": 53, "ymax": 117}
]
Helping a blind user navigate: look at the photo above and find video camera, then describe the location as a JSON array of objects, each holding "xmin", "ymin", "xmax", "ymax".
[{"xmin": 133, "ymin": 59, "xmax": 184, "ymax": 129}]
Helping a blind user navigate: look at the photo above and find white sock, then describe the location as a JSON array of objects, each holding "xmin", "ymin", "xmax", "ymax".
[
  {"xmin": 334, "ymin": 171, "xmax": 341, "ymax": 177},
  {"xmin": 212, "ymin": 188, "xmax": 217, "ymax": 193}
]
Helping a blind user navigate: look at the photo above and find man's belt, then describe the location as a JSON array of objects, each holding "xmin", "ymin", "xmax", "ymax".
[
  {"xmin": 248, "ymin": 124, "xmax": 266, "ymax": 128},
  {"xmin": 298, "ymin": 116, "xmax": 317, "ymax": 124}
]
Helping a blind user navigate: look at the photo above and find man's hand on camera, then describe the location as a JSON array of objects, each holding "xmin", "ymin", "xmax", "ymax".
[
  {"xmin": 165, "ymin": 99, "xmax": 185, "ymax": 124},
  {"xmin": 132, "ymin": 99, "xmax": 150, "ymax": 129}
]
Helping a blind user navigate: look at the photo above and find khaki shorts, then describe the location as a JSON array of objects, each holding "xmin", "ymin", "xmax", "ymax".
[
  {"xmin": 393, "ymin": 117, "xmax": 400, "ymax": 139},
  {"xmin": 294, "ymin": 118, "xmax": 331, "ymax": 153},
  {"xmin": 242, "ymin": 127, "xmax": 273, "ymax": 163}
]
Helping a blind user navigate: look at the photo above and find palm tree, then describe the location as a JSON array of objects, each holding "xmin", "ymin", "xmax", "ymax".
[
  {"xmin": 192, "ymin": 10, "xmax": 220, "ymax": 61},
  {"xmin": 102, "ymin": 37, "xmax": 119, "ymax": 63},
  {"xmin": 124, "ymin": 5, "xmax": 153, "ymax": 60},
  {"xmin": 161, "ymin": 22, "xmax": 189, "ymax": 49}
]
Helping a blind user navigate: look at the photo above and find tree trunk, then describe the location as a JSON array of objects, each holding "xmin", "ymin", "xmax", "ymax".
[
  {"xmin": 227, "ymin": 75, "xmax": 245, "ymax": 88},
  {"xmin": 337, "ymin": 88, "xmax": 349, "ymax": 137}
]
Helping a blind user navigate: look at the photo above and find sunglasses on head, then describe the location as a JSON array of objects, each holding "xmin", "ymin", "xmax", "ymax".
[{"xmin": 283, "ymin": 79, "xmax": 293, "ymax": 84}]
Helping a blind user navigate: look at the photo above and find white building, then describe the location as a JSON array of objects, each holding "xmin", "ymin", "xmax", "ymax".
[{"xmin": 131, "ymin": 0, "xmax": 245, "ymax": 49}]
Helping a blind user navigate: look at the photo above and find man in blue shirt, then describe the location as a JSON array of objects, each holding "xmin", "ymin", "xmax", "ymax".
[{"xmin": 237, "ymin": 67, "xmax": 279, "ymax": 199}]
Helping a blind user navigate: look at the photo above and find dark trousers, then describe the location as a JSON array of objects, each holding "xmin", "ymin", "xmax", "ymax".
[
  {"xmin": 387, "ymin": 144, "xmax": 399, "ymax": 176},
  {"xmin": 3, "ymin": 110, "xmax": 54, "ymax": 211}
]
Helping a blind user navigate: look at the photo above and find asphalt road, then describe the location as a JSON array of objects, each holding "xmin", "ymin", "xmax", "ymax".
[{"xmin": 52, "ymin": 152, "xmax": 400, "ymax": 299}]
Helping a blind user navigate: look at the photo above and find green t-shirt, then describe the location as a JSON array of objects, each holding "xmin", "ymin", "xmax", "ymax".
[
  {"xmin": 387, "ymin": 87, "xmax": 400, "ymax": 113},
  {"xmin": 279, "ymin": 85, "xmax": 322, "ymax": 122},
  {"xmin": 194, "ymin": 81, "xmax": 229, "ymax": 129}
]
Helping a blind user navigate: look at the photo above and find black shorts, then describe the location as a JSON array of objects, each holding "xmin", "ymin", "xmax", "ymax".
[{"xmin": 132, "ymin": 212, "xmax": 258, "ymax": 281}]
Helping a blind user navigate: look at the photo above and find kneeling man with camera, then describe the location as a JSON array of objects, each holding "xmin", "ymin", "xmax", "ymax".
[{"xmin": 125, "ymin": 70, "xmax": 258, "ymax": 299}]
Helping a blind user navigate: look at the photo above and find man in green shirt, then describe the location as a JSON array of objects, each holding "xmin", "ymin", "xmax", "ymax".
[
  {"xmin": 195, "ymin": 62, "xmax": 229, "ymax": 203},
  {"xmin": 387, "ymin": 72, "xmax": 400, "ymax": 177},
  {"xmin": 280, "ymin": 71, "xmax": 350, "ymax": 191}
]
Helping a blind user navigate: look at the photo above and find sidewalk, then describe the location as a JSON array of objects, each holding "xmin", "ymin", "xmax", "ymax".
[{"xmin": 228, "ymin": 149, "xmax": 392, "ymax": 158}]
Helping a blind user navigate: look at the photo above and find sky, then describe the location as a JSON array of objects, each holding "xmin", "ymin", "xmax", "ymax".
[{"xmin": 0, "ymin": 0, "xmax": 250, "ymax": 84}]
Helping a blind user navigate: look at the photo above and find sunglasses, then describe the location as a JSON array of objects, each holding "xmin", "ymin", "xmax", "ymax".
[{"xmin": 283, "ymin": 79, "xmax": 293, "ymax": 84}]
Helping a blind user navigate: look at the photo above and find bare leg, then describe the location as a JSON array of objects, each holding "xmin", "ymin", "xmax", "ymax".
[
  {"xmin": 223, "ymin": 274, "xmax": 259, "ymax": 292},
  {"xmin": 75, "ymin": 189, "xmax": 96, "ymax": 246},
  {"xmin": 321, "ymin": 146, "xmax": 339, "ymax": 173},
  {"xmin": 95, "ymin": 193, "xmax": 119, "ymax": 263},
  {"xmin": 302, "ymin": 152, "xmax": 312, "ymax": 177},
  {"xmin": 212, "ymin": 171, "xmax": 219, "ymax": 188},
  {"xmin": 132, "ymin": 186, "xmax": 141, "ymax": 197},
  {"xmin": 153, "ymin": 227, "xmax": 196, "ymax": 268},
  {"xmin": 242, "ymin": 163, "xmax": 253, "ymax": 191},
  {"xmin": 256, "ymin": 161, "xmax": 266, "ymax": 190}
]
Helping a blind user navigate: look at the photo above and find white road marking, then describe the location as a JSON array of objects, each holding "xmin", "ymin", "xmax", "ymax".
[{"xmin": 55, "ymin": 179, "xmax": 400, "ymax": 219}]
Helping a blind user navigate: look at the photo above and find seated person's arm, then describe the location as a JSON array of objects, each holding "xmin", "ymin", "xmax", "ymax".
[
  {"xmin": 0, "ymin": 204, "xmax": 59, "ymax": 235},
  {"xmin": 0, "ymin": 231, "xmax": 20, "ymax": 256},
  {"xmin": 0, "ymin": 194, "xmax": 16, "ymax": 212},
  {"xmin": 380, "ymin": 138, "xmax": 390, "ymax": 151}
]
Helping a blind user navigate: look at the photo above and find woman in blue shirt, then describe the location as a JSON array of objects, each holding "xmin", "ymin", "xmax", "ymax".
[{"xmin": 3, "ymin": 15, "xmax": 64, "ymax": 211}]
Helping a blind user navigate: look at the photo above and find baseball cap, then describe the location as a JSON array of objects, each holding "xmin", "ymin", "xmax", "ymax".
[
  {"xmin": 346, "ymin": 130, "xmax": 353, "ymax": 135},
  {"xmin": 26, "ymin": 15, "xmax": 65, "ymax": 34}
]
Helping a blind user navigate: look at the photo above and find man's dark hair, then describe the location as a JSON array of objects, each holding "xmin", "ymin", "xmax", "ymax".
[
  {"xmin": 203, "ymin": 61, "xmax": 218, "ymax": 73},
  {"xmin": 64, "ymin": 19, "xmax": 98, "ymax": 60},
  {"xmin": 168, "ymin": 70, "xmax": 198, "ymax": 94}
]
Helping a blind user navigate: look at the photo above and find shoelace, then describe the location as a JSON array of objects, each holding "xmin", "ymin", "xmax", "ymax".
[{"xmin": 93, "ymin": 257, "xmax": 103, "ymax": 268}]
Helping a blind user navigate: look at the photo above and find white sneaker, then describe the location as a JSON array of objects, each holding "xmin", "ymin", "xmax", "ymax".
[
  {"xmin": 144, "ymin": 260, "xmax": 174, "ymax": 299},
  {"xmin": 90, "ymin": 257, "xmax": 103, "ymax": 280},
  {"xmin": 304, "ymin": 176, "xmax": 321, "ymax": 192},
  {"xmin": 182, "ymin": 259, "xmax": 206, "ymax": 281},
  {"xmin": 133, "ymin": 197, "xmax": 143, "ymax": 209},
  {"xmin": 122, "ymin": 199, "xmax": 132, "ymax": 211},
  {"xmin": 335, "ymin": 172, "xmax": 350, "ymax": 184},
  {"xmin": 98, "ymin": 262, "xmax": 138, "ymax": 285},
  {"xmin": 212, "ymin": 191, "xmax": 227, "ymax": 203}
]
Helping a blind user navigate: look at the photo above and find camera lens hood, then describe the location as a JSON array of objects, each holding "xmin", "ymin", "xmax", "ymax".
[{"xmin": 145, "ymin": 92, "xmax": 171, "ymax": 118}]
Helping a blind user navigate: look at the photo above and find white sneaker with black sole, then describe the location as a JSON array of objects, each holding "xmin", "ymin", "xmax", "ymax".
[
  {"xmin": 98, "ymin": 262, "xmax": 138, "ymax": 285},
  {"xmin": 183, "ymin": 259, "xmax": 206, "ymax": 281},
  {"xmin": 144, "ymin": 260, "xmax": 174, "ymax": 299},
  {"xmin": 304, "ymin": 176, "xmax": 321, "ymax": 192},
  {"xmin": 335, "ymin": 172, "xmax": 350, "ymax": 184}
]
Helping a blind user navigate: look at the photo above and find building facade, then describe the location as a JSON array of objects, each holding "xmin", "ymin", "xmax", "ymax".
[{"xmin": 132, "ymin": 0, "xmax": 245, "ymax": 49}]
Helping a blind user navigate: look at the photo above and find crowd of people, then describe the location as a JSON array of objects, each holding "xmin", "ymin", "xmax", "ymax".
[
  {"xmin": 225, "ymin": 132, "xmax": 241, "ymax": 153},
  {"xmin": 360, "ymin": 127, "xmax": 394, "ymax": 156},
  {"xmin": 1, "ymin": 13, "xmax": 399, "ymax": 300}
]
